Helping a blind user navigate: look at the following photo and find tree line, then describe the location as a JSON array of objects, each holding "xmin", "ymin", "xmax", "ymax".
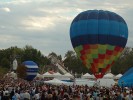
[
  {"xmin": 0, "ymin": 45, "xmax": 50, "ymax": 69},
  {"xmin": 0, "ymin": 45, "xmax": 133, "ymax": 75}
]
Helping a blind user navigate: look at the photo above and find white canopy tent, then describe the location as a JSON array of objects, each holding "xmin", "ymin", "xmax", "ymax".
[
  {"xmin": 44, "ymin": 78, "xmax": 72, "ymax": 85},
  {"xmin": 9, "ymin": 72, "xmax": 17, "ymax": 79},
  {"xmin": 90, "ymin": 75, "xmax": 95, "ymax": 79},
  {"xmin": 97, "ymin": 79, "xmax": 116, "ymax": 87},
  {"xmin": 36, "ymin": 73, "xmax": 43, "ymax": 78},
  {"xmin": 82, "ymin": 73, "xmax": 92, "ymax": 79},
  {"xmin": 115, "ymin": 74, "xmax": 122, "ymax": 79},
  {"xmin": 52, "ymin": 72, "xmax": 63, "ymax": 78},
  {"xmin": 63, "ymin": 73, "xmax": 74, "ymax": 78},
  {"xmin": 43, "ymin": 72, "xmax": 54, "ymax": 78},
  {"xmin": 103, "ymin": 73, "xmax": 114, "ymax": 79}
]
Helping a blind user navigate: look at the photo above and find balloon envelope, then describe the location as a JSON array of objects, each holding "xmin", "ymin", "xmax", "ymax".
[
  {"xmin": 118, "ymin": 67, "xmax": 133, "ymax": 87},
  {"xmin": 23, "ymin": 61, "xmax": 38, "ymax": 81},
  {"xmin": 70, "ymin": 10, "xmax": 128, "ymax": 78}
]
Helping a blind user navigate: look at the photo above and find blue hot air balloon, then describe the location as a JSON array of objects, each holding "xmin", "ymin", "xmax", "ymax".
[
  {"xmin": 23, "ymin": 61, "xmax": 38, "ymax": 81},
  {"xmin": 118, "ymin": 67, "xmax": 133, "ymax": 87},
  {"xmin": 70, "ymin": 10, "xmax": 128, "ymax": 79}
]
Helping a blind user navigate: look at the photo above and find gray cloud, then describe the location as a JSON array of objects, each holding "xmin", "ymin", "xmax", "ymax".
[{"xmin": 0, "ymin": 0, "xmax": 132, "ymax": 57}]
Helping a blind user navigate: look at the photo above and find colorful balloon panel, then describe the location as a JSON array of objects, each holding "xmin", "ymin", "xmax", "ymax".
[
  {"xmin": 23, "ymin": 61, "xmax": 38, "ymax": 81},
  {"xmin": 70, "ymin": 10, "xmax": 128, "ymax": 78}
]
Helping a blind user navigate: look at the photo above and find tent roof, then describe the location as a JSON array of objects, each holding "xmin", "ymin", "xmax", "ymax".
[
  {"xmin": 44, "ymin": 78, "xmax": 69, "ymax": 85},
  {"xmin": 53, "ymin": 72, "xmax": 62, "ymax": 75},
  {"xmin": 83, "ymin": 73, "xmax": 92, "ymax": 77},
  {"xmin": 103, "ymin": 73, "xmax": 114, "ymax": 78},
  {"xmin": 64, "ymin": 73, "xmax": 73, "ymax": 78},
  {"xmin": 82, "ymin": 73, "xmax": 94, "ymax": 78},
  {"xmin": 115, "ymin": 74, "xmax": 122, "ymax": 78},
  {"xmin": 43, "ymin": 72, "xmax": 54, "ymax": 77},
  {"xmin": 43, "ymin": 72, "xmax": 52, "ymax": 75},
  {"xmin": 52, "ymin": 72, "xmax": 62, "ymax": 77}
]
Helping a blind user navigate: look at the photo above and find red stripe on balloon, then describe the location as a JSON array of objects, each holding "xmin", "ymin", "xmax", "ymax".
[
  {"xmin": 106, "ymin": 50, "xmax": 113, "ymax": 55},
  {"xmin": 83, "ymin": 44, "xmax": 90, "ymax": 49},
  {"xmin": 98, "ymin": 54, "xmax": 105, "ymax": 59}
]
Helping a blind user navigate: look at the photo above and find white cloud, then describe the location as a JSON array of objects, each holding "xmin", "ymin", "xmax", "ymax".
[
  {"xmin": 0, "ymin": 0, "xmax": 132, "ymax": 57},
  {"xmin": 0, "ymin": 34, "xmax": 18, "ymax": 43},
  {"xmin": 0, "ymin": 7, "xmax": 10, "ymax": 12},
  {"xmin": 22, "ymin": 16, "xmax": 55, "ymax": 30}
]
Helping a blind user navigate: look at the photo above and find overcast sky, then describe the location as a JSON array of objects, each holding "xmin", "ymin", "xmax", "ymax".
[{"xmin": 0, "ymin": 0, "xmax": 133, "ymax": 57}]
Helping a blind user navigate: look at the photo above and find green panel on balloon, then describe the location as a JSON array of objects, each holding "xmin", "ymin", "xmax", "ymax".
[
  {"xmin": 107, "ymin": 45, "xmax": 115, "ymax": 50},
  {"xmin": 98, "ymin": 45, "xmax": 107, "ymax": 50},
  {"xmin": 74, "ymin": 45, "xmax": 83, "ymax": 57},
  {"xmin": 86, "ymin": 58, "xmax": 93, "ymax": 63},
  {"xmin": 73, "ymin": 44, "xmax": 124, "ymax": 79},
  {"xmin": 98, "ymin": 49, "xmax": 106, "ymax": 54},
  {"xmin": 92, "ymin": 54, "xmax": 98, "ymax": 58}
]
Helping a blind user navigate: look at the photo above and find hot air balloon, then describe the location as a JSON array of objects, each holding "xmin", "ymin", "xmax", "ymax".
[
  {"xmin": 70, "ymin": 10, "xmax": 128, "ymax": 79},
  {"xmin": 23, "ymin": 61, "xmax": 38, "ymax": 81}
]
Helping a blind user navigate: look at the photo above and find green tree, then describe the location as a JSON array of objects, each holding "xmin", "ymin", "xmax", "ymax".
[
  {"xmin": 0, "ymin": 58, "xmax": 10, "ymax": 68},
  {"xmin": 48, "ymin": 52, "xmax": 58, "ymax": 58},
  {"xmin": 65, "ymin": 50, "xmax": 76, "ymax": 59},
  {"xmin": 16, "ymin": 64, "xmax": 27, "ymax": 79},
  {"xmin": 64, "ymin": 50, "xmax": 89, "ymax": 74}
]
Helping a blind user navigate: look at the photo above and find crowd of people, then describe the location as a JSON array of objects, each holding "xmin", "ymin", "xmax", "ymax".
[{"xmin": 0, "ymin": 75, "xmax": 133, "ymax": 100}]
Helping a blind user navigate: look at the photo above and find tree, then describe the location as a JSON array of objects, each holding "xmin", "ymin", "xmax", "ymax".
[
  {"xmin": 64, "ymin": 50, "xmax": 76, "ymax": 59},
  {"xmin": 0, "ymin": 58, "xmax": 10, "ymax": 68},
  {"xmin": 57, "ymin": 55, "xmax": 62, "ymax": 61},
  {"xmin": 16, "ymin": 64, "xmax": 27, "ymax": 79},
  {"xmin": 64, "ymin": 50, "xmax": 89, "ymax": 74}
]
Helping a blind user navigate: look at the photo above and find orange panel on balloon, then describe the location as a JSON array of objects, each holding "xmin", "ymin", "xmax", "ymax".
[
  {"xmin": 90, "ymin": 45, "xmax": 98, "ymax": 49},
  {"xmin": 105, "ymin": 55, "xmax": 111, "ymax": 59},
  {"xmin": 95, "ymin": 67, "xmax": 98, "ymax": 72},
  {"xmin": 93, "ymin": 63, "xmax": 98, "ymax": 68},
  {"xmin": 113, "ymin": 51, "xmax": 119, "ymax": 56},
  {"xmin": 91, "ymin": 63, "xmax": 97, "ymax": 72},
  {"xmin": 98, "ymin": 59, "xmax": 104, "ymax": 63},
  {"xmin": 82, "ymin": 61, "xmax": 87, "ymax": 66},
  {"xmin": 86, "ymin": 50, "xmax": 92, "ymax": 54},
  {"xmin": 80, "ymin": 56, "xmax": 87, "ymax": 61},
  {"xmin": 120, "ymin": 48, "xmax": 124, "ymax": 52}
]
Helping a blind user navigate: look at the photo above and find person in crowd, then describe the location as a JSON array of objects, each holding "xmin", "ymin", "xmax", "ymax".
[{"xmin": 0, "ymin": 75, "xmax": 133, "ymax": 100}]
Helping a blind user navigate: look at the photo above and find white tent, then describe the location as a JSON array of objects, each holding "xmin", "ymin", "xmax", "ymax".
[
  {"xmin": 103, "ymin": 73, "xmax": 114, "ymax": 79},
  {"xmin": 82, "ymin": 73, "xmax": 92, "ymax": 78},
  {"xmin": 44, "ymin": 78, "xmax": 69, "ymax": 85},
  {"xmin": 9, "ymin": 72, "xmax": 17, "ymax": 79},
  {"xmin": 53, "ymin": 72, "xmax": 63, "ymax": 78},
  {"xmin": 63, "ymin": 73, "xmax": 74, "ymax": 78},
  {"xmin": 97, "ymin": 79, "xmax": 116, "ymax": 87},
  {"xmin": 115, "ymin": 74, "xmax": 122, "ymax": 79},
  {"xmin": 90, "ymin": 75, "xmax": 95, "ymax": 79},
  {"xmin": 36, "ymin": 73, "xmax": 43, "ymax": 78},
  {"xmin": 43, "ymin": 72, "xmax": 54, "ymax": 77}
]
